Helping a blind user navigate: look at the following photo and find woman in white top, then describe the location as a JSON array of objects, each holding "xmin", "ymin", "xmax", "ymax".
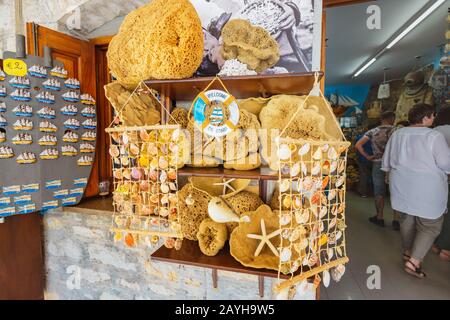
[
  {"xmin": 382, "ymin": 104, "xmax": 450, "ymax": 278},
  {"xmin": 433, "ymin": 107, "xmax": 450, "ymax": 261}
]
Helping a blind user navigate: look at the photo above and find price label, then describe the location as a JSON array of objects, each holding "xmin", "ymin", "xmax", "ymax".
[{"xmin": 3, "ymin": 58, "xmax": 27, "ymax": 77}]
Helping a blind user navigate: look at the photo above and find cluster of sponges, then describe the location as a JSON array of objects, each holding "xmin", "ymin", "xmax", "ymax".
[
  {"xmin": 259, "ymin": 95, "xmax": 340, "ymax": 170},
  {"xmin": 107, "ymin": 0, "xmax": 204, "ymax": 88},
  {"xmin": 221, "ymin": 19, "xmax": 280, "ymax": 73},
  {"xmin": 169, "ymin": 107, "xmax": 262, "ymax": 170},
  {"xmin": 104, "ymin": 82, "xmax": 160, "ymax": 126}
]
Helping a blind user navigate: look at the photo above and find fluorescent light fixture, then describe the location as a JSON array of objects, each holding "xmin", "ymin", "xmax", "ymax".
[
  {"xmin": 353, "ymin": 58, "xmax": 377, "ymax": 78},
  {"xmin": 386, "ymin": 0, "xmax": 446, "ymax": 49}
]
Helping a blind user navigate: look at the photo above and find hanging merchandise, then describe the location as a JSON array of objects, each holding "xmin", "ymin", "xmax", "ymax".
[
  {"xmin": 106, "ymin": 82, "xmax": 189, "ymax": 250},
  {"xmin": 0, "ymin": 51, "xmax": 96, "ymax": 218},
  {"xmin": 272, "ymin": 74, "xmax": 350, "ymax": 292},
  {"xmin": 377, "ymin": 68, "xmax": 390, "ymax": 99}
]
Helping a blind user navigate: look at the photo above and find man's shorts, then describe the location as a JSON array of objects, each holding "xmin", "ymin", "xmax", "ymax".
[{"xmin": 372, "ymin": 161, "xmax": 386, "ymax": 197}]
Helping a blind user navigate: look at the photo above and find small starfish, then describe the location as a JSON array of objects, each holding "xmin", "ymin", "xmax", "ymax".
[
  {"xmin": 247, "ymin": 219, "xmax": 281, "ymax": 257},
  {"xmin": 213, "ymin": 178, "xmax": 236, "ymax": 195}
]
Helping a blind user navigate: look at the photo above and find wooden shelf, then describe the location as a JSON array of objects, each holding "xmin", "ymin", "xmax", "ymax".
[
  {"xmin": 151, "ymin": 239, "xmax": 294, "ymax": 279},
  {"xmin": 145, "ymin": 72, "xmax": 323, "ymax": 101},
  {"xmin": 177, "ymin": 166, "xmax": 279, "ymax": 181}
]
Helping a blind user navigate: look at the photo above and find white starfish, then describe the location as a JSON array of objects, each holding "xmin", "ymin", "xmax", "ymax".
[
  {"xmin": 213, "ymin": 178, "xmax": 236, "ymax": 195},
  {"xmin": 247, "ymin": 219, "xmax": 281, "ymax": 257}
]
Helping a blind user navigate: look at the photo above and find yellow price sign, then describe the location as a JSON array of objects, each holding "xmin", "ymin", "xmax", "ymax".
[{"xmin": 3, "ymin": 58, "xmax": 27, "ymax": 77}]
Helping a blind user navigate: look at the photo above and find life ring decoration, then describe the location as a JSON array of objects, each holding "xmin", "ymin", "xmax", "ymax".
[{"xmin": 193, "ymin": 89, "xmax": 240, "ymax": 137}]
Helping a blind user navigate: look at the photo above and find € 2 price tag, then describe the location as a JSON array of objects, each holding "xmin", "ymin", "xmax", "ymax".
[{"xmin": 3, "ymin": 58, "xmax": 27, "ymax": 77}]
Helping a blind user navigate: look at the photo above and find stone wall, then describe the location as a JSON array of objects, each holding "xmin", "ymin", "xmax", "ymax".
[{"xmin": 43, "ymin": 208, "xmax": 316, "ymax": 300}]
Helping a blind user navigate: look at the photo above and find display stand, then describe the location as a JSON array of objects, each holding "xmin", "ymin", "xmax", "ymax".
[{"xmin": 149, "ymin": 72, "xmax": 326, "ymax": 299}]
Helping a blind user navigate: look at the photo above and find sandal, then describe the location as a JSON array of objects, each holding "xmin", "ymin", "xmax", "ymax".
[
  {"xmin": 404, "ymin": 260, "xmax": 426, "ymax": 279},
  {"xmin": 439, "ymin": 250, "xmax": 450, "ymax": 262}
]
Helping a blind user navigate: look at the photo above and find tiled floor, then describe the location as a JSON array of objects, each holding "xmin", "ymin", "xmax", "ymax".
[{"xmin": 321, "ymin": 192, "xmax": 450, "ymax": 300}]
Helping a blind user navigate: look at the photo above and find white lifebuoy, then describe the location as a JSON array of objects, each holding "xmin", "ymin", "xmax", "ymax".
[{"xmin": 193, "ymin": 89, "xmax": 240, "ymax": 137}]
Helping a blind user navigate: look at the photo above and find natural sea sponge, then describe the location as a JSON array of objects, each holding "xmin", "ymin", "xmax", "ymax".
[
  {"xmin": 104, "ymin": 82, "xmax": 160, "ymax": 126},
  {"xmin": 224, "ymin": 152, "xmax": 261, "ymax": 171},
  {"xmin": 224, "ymin": 191, "xmax": 264, "ymax": 234},
  {"xmin": 197, "ymin": 218, "xmax": 228, "ymax": 256},
  {"xmin": 259, "ymin": 95, "xmax": 338, "ymax": 169},
  {"xmin": 107, "ymin": 0, "xmax": 204, "ymax": 87},
  {"xmin": 178, "ymin": 183, "xmax": 210, "ymax": 241},
  {"xmin": 191, "ymin": 177, "xmax": 250, "ymax": 199},
  {"xmin": 168, "ymin": 107, "xmax": 189, "ymax": 128},
  {"xmin": 238, "ymin": 97, "xmax": 270, "ymax": 117},
  {"xmin": 221, "ymin": 19, "xmax": 280, "ymax": 73}
]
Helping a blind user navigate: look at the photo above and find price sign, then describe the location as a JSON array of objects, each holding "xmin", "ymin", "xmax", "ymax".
[{"xmin": 3, "ymin": 58, "xmax": 27, "ymax": 77}]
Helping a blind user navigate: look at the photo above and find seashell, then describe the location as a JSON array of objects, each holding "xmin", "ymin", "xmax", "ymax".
[
  {"xmin": 319, "ymin": 206, "xmax": 328, "ymax": 218},
  {"xmin": 330, "ymin": 161, "xmax": 338, "ymax": 173},
  {"xmin": 122, "ymin": 169, "xmax": 131, "ymax": 180},
  {"xmin": 124, "ymin": 233, "xmax": 135, "ymax": 247},
  {"xmin": 161, "ymin": 183, "xmax": 170, "ymax": 193},
  {"xmin": 160, "ymin": 170, "xmax": 168, "ymax": 183},
  {"xmin": 322, "ymin": 144, "xmax": 330, "ymax": 152},
  {"xmin": 290, "ymin": 261, "xmax": 300, "ymax": 274},
  {"xmin": 311, "ymin": 192, "xmax": 321, "ymax": 205},
  {"xmin": 169, "ymin": 182, "xmax": 177, "ymax": 191},
  {"xmin": 338, "ymin": 203, "xmax": 345, "ymax": 215},
  {"xmin": 331, "ymin": 204, "xmax": 338, "ymax": 216},
  {"xmin": 301, "ymin": 162, "xmax": 307, "ymax": 176},
  {"xmin": 327, "ymin": 248, "xmax": 334, "ymax": 260},
  {"xmin": 290, "ymin": 162, "xmax": 300, "ymax": 177},
  {"xmin": 289, "ymin": 229, "xmax": 301, "ymax": 242},
  {"xmin": 164, "ymin": 238, "xmax": 175, "ymax": 249},
  {"xmin": 140, "ymin": 130, "xmax": 150, "ymax": 142},
  {"xmin": 185, "ymin": 194, "xmax": 195, "ymax": 206},
  {"xmin": 310, "ymin": 205, "xmax": 318, "ymax": 218},
  {"xmin": 298, "ymin": 143, "xmax": 310, "ymax": 156},
  {"xmin": 280, "ymin": 213, "xmax": 291, "ymax": 226},
  {"xmin": 337, "ymin": 219, "xmax": 346, "ymax": 230},
  {"xmin": 140, "ymin": 205, "xmax": 152, "ymax": 216},
  {"xmin": 129, "ymin": 143, "xmax": 139, "ymax": 156},
  {"xmin": 322, "ymin": 270, "xmax": 331, "ymax": 288},
  {"xmin": 120, "ymin": 145, "xmax": 127, "ymax": 155},
  {"xmin": 328, "ymin": 233, "xmax": 336, "ymax": 245},
  {"xmin": 131, "ymin": 167, "xmax": 143, "ymax": 180},
  {"xmin": 280, "ymin": 248, "xmax": 292, "ymax": 262},
  {"xmin": 327, "ymin": 147, "xmax": 338, "ymax": 160},
  {"xmin": 312, "ymin": 148, "xmax": 322, "ymax": 160},
  {"xmin": 139, "ymin": 155, "xmax": 149, "ymax": 167},
  {"xmin": 338, "ymin": 146, "xmax": 347, "ymax": 155},
  {"xmin": 327, "ymin": 189, "xmax": 336, "ymax": 201},
  {"xmin": 335, "ymin": 175, "xmax": 346, "ymax": 188},
  {"xmin": 159, "ymin": 130, "xmax": 171, "ymax": 142},
  {"xmin": 159, "ymin": 157, "xmax": 169, "ymax": 170},
  {"xmin": 150, "ymin": 194, "xmax": 159, "ymax": 204},
  {"xmin": 161, "ymin": 194, "xmax": 169, "ymax": 205},
  {"xmin": 109, "ymin": 145, "xmax": 120, "ymax": 158},
  {"xmin": 279, "ymin": 179, "xmax": 291, "ymax": 193},
  {"xmin": 329, "ymin": 218, "xmax": 337, "ymax": 230},
  {"xmin": 294, "ymin": 238, "xmax": 309, "ymax": 254},
  {"xmin": 322, "ymin": 160, "xmax": 330, "ymax": 172},
  {"xmin": 147, "ymin": 143, "xmax": 158, "ymax": 156},
  {"xmin": 173, "ymin": 238, "xmax": 182, "ymax": 250},
  {"xmin": 311, "ymin": 162, "xmax": 321, "ymax": 175},
  {"xmin": 319, "ymin": 234, "xmax": 328, "ymax": 247},
  {"xmin": 331, "ymin": 264, "xmax": 346, "ymax": 282},
  {"xmin": 114, "ymin": 157, "xmax": 121, "ymax": 165},
  {"xmin": 297, "ymin": 177, "xmax": 313, "ymax": 192},
  {"xmin": 122, "ymin": 132, "xmax": 130, "ymax": 145},
  {"xmin": 167, "ymin": 169, "xmax": 177, "ymax": 180},
  {"xmin": 113, "ymin": 232, "xmax": 123, "ymax": 243},
  {"xmin": 278, "ymin": 144, "xmax": 292, "ymax": 160},
  {"xmin": 111, "ymin": 132, "xmax": 121, "ymax": 144},
  {"xmin": 281, "ymin": 229, "xmax": 291, "ymax": 240},
  {"xmin": 121, "ymin": 157, "xmax": 130, "ymax": 166},
  {"xmin": 169, "ymin": 142, "xmax": 178, "ymax": 154},
  {"xmin": 295, "ymin": 209, "xmax": 310, "ymax": 224},
  {"xmin": 336, "ymin": 246, "xmax": 343, "ymax": 257},
  {"xmin": 321, "ymin": 176, "xmax": 329, "ymax": 190},
  {"xmin": 282, "ymin": 195, "xmax": 292, "ymax": 208},
  {"xmin": 292, "ymin": 196, "xmax": 302, "ymax": 209},
  {"xmin": 308, "ymin": 254, "xmax": 318, "ymax": 267},
  {"xmin": 171, "ymin": 129, "xmax": 180, "ymax": 142},
  {"xmin": 160, "ymin": 144, "xmax": 169, "ymax": 155},
  {"xmin": 338, "ymin": 161, "xmax": 346, "ymax": 174},
  {"xmin": 151, "ymin": 235, "xmax": 159, "ymax": 244},
  {"xmin": 159, "ymin": 207, "xmax": 169, "ymax": 217},
  {"xmin": 336, "ymin": 230, "xmax": 343, "ymax": 241},
  {"xmin": 114, "ymin": 169, "xmax": 123, "ymax": 180},
  {"xmin": 208, "ymin": 197, "xmax": 240, "ymax": 223},
  {"xmin": 280, "ymin": 164, "xmax": 290, "ymax": 175}
]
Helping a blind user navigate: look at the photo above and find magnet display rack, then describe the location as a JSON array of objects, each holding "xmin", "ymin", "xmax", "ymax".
[{"xmin": 146, "ymin": 72, "xmax": 324, "ymax": 298}]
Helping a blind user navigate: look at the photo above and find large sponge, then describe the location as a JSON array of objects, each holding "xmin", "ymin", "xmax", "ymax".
[
  {"xmin": 221, "ymin": 19, "xmax": 279, "ymax": 73},
  {"xmin": 107, "ymin": 0, "xmax": 204, "ymax": 87}
]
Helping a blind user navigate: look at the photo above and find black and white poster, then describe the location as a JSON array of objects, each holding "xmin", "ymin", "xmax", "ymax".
[{"xmin": 190, "ymin": 0, "xmax": 322, "ymax": 76}]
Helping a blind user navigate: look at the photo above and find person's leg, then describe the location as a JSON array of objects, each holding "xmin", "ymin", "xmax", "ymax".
[
  {"xmin": 357, "ymin": 161, "xmax": 370, "ymax": 197},
  {"xmin": 369, "ymin": 161, "xmax": 385, "ymax": 226},
  {"xmin": 398, "ymin": 211, "xmax": 415, "ymax": 257},
  {"xmin": 405, "ymin": 215, "xmax": 444, "ymax": 277}
]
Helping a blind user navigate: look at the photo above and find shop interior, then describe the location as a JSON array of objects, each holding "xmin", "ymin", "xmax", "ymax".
[{"xmin": 0, "ymin": 0, "xmax": 448, "ymax": 300}]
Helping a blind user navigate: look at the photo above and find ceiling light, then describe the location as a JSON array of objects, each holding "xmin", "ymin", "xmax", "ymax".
[
  {"xmin": 353, "ymin": 58, "xmax": 377, "ymax": 78},
  {"xmin": 386, "ymin": 0, "xmax": 446, "ymax": 49}
]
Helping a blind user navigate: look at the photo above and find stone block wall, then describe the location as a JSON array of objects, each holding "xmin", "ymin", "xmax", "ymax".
[{"xmin": 43, "ymin": 208, "xmax": 316, "ymax": 300}]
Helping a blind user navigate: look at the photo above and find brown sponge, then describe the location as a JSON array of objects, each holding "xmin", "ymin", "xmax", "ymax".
[
  {"xmin": 168, "ymin": 107, "xmax": 189, "ymax": 128},
  {"xmin": 178, "ymin": 183, "xmax": 210, "ymax": 241},
  {"xmin": 197, "ymin": 218, "xmax": 228, "ymax": 256},
  {"xmin": 221, "ymin": 19, "xmax": 280, "ymax": 73},
  {"xmin": 225, "ymin": 191, "xmax": 264, "ymax": 234},
  {"xmin": 104, "ymin": 82, "xmax": 160, "ymax": 126},
  {"xmin": 107, "ymin": 0, "xmax": 204, "ymax": 87}
]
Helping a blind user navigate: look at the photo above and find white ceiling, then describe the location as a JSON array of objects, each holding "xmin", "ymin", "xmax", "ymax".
[{"xmin": 325, "ymin": 0, "xmax": 448, "ymax": 85}]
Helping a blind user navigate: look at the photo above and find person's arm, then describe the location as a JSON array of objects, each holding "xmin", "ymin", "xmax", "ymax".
[
  {"xmin": 432, "ymin": 133, "xmax": 450, "ymax": 174},
  {"xmin": 355, "ymin": 136, "xmax": 374, "ymax": 161},
  {"xmin": 381, "ymin": 137, "xmax": 392, "ymax": 174}
]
